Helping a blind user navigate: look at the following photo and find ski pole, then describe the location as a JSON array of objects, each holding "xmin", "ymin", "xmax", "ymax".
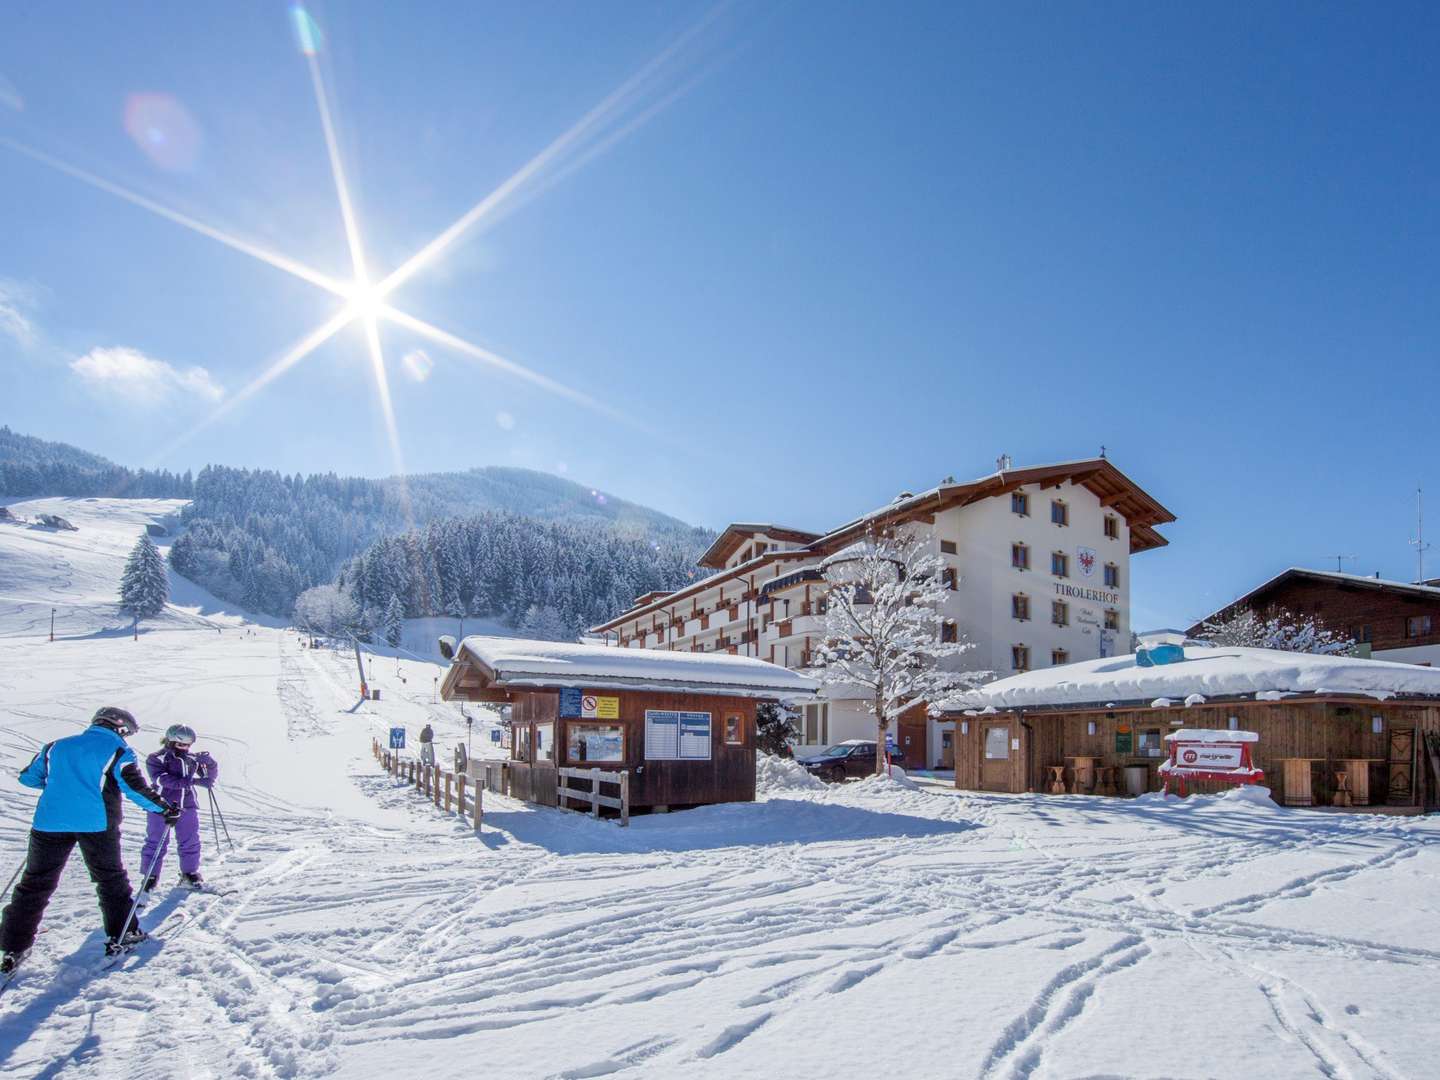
[
  {"xmin": 118, "ymin": 822, "xmax": 173, "ymax": 940},
  {"xmin": 207, "ymin": 788, "xmax": 234, "ymax": 850},
  {"xmin": 1, "ymin": 853, "xmax": 27, "ymax": 904},
  {"xmin": 207, "ymin": 793, "xmax": 220, "ymax": 852}
]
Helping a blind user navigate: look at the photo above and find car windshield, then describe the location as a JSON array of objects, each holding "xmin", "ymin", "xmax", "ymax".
[{"xmin": 817, "ymin": 744, "xmax": 861, "ymax": 759}]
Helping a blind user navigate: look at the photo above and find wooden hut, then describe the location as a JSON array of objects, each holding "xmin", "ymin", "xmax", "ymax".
[
  {"xmin": 440, "ymin": 636, "xmax": 818, "ymax": 812},
  {"xmin": 940, "ymin": 645, "xmax": 1440, "ymax": 811}
]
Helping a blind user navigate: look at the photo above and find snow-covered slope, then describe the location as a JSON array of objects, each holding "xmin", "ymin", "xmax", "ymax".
[{"xmin": 1, "ymin": 499, "xmax": 1439, "ymax": 1080}]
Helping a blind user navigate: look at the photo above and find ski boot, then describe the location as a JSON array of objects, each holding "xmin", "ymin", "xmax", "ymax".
[
  {"xmin": 180, "ymin": 871, "xmax": 205, "ymax": 890},
  {"xmin": 0, "ymin": 948, "xmax": 29, "ymax": 975},
  {"xmin": 104, "ymin": 928, "xmax": 148, "ymax": 957}
]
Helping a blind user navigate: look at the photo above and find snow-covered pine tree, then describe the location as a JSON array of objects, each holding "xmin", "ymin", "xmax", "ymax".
[
  {"xmin": 1197, "ymin": 607, "xmax": 1356, "ymax": 656},
  {"xmin": 755, "ymin": 701, "xmax": 800, "ymax": 756},
  {"xmin": 382, "ymin": 594, "xmax": 405, "ymax": 647},
  {"xmin": 810, "ymin": 524, "xmax": 990, "ymax": 774},
  {"xmin": 119, "ymin": 533, "xmax": 169, "ymax": 621}
]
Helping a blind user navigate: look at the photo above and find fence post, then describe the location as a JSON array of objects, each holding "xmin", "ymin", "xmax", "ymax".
[
  {"xmin": 472, "ymin": 778, "xmax": 483, "ymax": 831},
  {"xmin": 445, "ymin": 772, "xmax": 453, "ymax": 813},
  {"xmin": 620, "ymin": 770, "xmax": 630, "ymax": 827},
  {"xmin": 434, "ymin": 767, "xmax": 442, "ymax": 807},
  {"xmin": 591, "ymin": 768, "xmax": 601, "ymax": 818},
  {"xmin": 457, "ymin": 774, "xmax": 466, "ymax": 817}
]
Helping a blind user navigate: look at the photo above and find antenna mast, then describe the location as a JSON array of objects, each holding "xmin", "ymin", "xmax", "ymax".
[{"xmin": 1412, "ymin": 487, "xmax": 1431, "ymax": 584}]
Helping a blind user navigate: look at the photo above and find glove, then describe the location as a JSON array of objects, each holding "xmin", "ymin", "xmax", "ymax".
[{"xmin": 161, "ymin": 801, "xmax": 183, "ymax": 825}]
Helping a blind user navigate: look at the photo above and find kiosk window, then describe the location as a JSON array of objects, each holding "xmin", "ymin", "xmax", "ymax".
[
  {"xmin": 535, "ymin": 722, "xmax": 554, "ymax": 762},
  {"xmin": 725, "ymin": 714, "xmax": 744, "ymax": 745},
  {"xmin": 567, "ymin": 724, "xmax": 624, "ymax": 763}
]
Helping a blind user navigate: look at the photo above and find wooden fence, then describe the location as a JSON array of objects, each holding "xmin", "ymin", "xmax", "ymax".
[
  {"xmin": 557, "ymin": 767, "xmax": 630, "ymax": 827},
  {"xmin": 372, "ymin": 738, "xmax": 482, "ymax": 830}
]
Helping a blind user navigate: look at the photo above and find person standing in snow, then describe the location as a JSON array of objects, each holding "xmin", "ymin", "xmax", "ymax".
[
  {"xmin": 0, "ymin": 707, "xmax": 179, "ymax": 972},
  {"xmin": 418, "ymin": 723, "xmax": 436, "ymax": 767},
  {"xmin": 140, "ymin": 724, "xmax": 219, "ymax": 894}
]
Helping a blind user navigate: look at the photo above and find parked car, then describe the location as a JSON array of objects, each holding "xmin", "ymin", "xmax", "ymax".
[{"xmin": 797, "ymin": 739, "xmax": 904, "ymax": 782}]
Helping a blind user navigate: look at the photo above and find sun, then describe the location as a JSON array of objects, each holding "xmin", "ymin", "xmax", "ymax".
[{"xmin": 345, "ymin": 280, "xmax": 385, "ymax": 323}]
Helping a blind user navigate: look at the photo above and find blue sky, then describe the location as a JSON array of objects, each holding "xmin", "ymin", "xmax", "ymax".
[{"xmin": 2, "ymin": 1, "xmax": 1437, "ymax": 629}]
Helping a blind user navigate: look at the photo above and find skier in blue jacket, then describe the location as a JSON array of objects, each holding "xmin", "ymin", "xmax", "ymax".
[{"xmin": 0, "ymin": 707, "xmax": 178, "ymax": 973}]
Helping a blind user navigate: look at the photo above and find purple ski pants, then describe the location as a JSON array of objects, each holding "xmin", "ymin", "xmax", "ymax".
[{"xmin": 140, "ymin": 805, "xmax": 202, "ymax": 878}]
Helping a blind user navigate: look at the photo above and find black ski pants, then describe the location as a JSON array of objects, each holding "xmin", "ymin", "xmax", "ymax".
[{"xmin": 0, "ymin": 828, "xmax": 137, "ymax": 953}]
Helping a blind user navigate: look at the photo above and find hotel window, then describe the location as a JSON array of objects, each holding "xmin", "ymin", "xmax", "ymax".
[
  {"xmin": 940, "ymin": 539, "xmax": 957, "ymax": 555},
  {"xmin": 1104, "ymin": 563, "xmax": 1120, "ymax": 589},
  {"xmin": 1407, "ymin": 615, "xmax": 1433, "ymax": 638},
  {"xmin": 1012, "ymin": 491, "xmax": 1029, "ymax": 516},
  {"xmin": 941, "ymin": 620, "xmax": 959, "ymax": 643},
  {"xmin": 1012, "ymin": 543, "xmax": 1030, "ymax": 570},
  {"xmin": 1051, "ymin": 551, "xmax": 1069, "ymax": 578},
  {"xmin": 1103, "ymin": 515, "xmax": 1119, "ymax": 540},
  {"xmin": 1051, "ymin": 648, "xmax": 1069, "ymax": 666},
  {"xmin": 803, "ymin": 702, "xmax": 829, "ymax": 744},
  {"xmin": 1012, "ymin": 645, "xmax": 1030, "ymax": 671},
  {"xmin": 1104, "ymin": 608, "xmax": 1119, "ymax": 631},
  {"xmin": 1012, "ymin": 593, "xmax": 1030, "ymax": 621},
  {"xmin": 1052, "ymin": 600, "xmax": 1069, "ymax": 627},
  {"xmin": 942, "ymin": 567, "xmax": 958, "ymax": 590},
  {"xmin": 1051, "ymin": 500, "xmax": 1068, "ymax": 526}
]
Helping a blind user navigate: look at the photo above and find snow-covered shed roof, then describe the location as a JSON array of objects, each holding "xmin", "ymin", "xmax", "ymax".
[
  {"xmin": 939, "ymin": 645, "xmax": 1440, "ymax": 713},
  {"xmin": 446, "ymin": 636, "xmax": 819, "ymax": 701},
  {"xmin": 1188, "ymin": 567, "xmax": 1440, "ymax": 635}
]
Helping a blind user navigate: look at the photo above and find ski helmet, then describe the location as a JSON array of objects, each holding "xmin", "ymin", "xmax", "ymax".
[
  {"xmin": 163, "ymin": 723, "xmax": 197, "ymax": 746},
  {"xmin": 92, "ymin": 706, "xmax": 139, "ymax": 737}
]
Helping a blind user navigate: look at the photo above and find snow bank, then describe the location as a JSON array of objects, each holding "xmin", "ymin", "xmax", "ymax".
[
  {"xmin": 943, "ymin": 644, "xmax": 1440, "ymax": 711},
  {"xmin": 756, "ymin": 752, "xmax": 825, "ymax": 794},
  {"xmin": 847, "ymin": 765, "xmax": 919, "ymax": 793}
]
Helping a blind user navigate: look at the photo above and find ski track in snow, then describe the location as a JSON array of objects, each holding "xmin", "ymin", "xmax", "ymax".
[{"xmin": 1, "ymin": 497, "xmax": 1439, "ymax": 1079}]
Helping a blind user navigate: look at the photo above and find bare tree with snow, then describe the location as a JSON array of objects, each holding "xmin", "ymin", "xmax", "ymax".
[
  {"xmin": 1197, "ymin": 607, "xmax": 1357, "ymax": 656},
  {"xmin": 810, "ymin": 524, "xmax": 989, "ymax": 774},
  {"xmin": 293, "ymin": 584, "xmax": 358, "ymax": 640}
]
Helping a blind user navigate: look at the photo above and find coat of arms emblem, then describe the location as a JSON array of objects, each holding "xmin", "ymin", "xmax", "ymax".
[{"xmin": 1077, "ymin": 547, "xmax": 1097, "ymax": 577}]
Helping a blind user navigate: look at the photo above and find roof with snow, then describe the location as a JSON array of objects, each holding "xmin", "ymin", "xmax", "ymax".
[
  {"xmin": 443, "ymin": 635, "xmax": 819, "ymax": 701},
  {"xmin": 1188, "ymin": 567, "xmax": 1440, "ymax": 634},
  {"xmin": 939, "ymin": 645, "xmax": 1440, "ymax": 713}
]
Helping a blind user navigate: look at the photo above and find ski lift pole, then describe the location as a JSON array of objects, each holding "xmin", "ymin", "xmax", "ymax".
[{"xmin": 351, "ymin": 633, "xmax": 368, "ymax": 699}]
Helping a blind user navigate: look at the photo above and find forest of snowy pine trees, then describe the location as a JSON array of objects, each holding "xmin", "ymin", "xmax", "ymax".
[
  {"xmin": 0, "ymin": 426, "xmax": 192, "ymax": 499},
  {"xmin": 335, "ymin": 513, "xmax": 705, "ymax": 641}
]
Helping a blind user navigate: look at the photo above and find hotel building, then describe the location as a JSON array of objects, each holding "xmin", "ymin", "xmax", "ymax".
[{"xmin": 589, "ymin": 458, "xmax": 1174, "ymax": 768}]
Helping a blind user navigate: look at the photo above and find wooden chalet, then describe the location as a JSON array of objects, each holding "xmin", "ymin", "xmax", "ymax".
[
  {"xmin": 440, "ymin": 636, "xmax": 818, "ymax": 812},
  {"xmin": 940, "ymin": 645, "xmax": 1440, "ymax": 811}
]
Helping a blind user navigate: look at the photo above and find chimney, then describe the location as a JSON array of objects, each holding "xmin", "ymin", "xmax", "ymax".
[{"xmin": 996, "ymin": 453, "xmax": 1013, "ymax": 471}]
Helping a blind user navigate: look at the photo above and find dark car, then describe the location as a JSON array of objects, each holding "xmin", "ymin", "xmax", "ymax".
[{"xmin": 798, "ymin": 740, "xmax": 904, "ymax": 783}]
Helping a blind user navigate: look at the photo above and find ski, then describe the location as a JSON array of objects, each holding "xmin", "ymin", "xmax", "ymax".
[{"xmin": 95, "ymin": 910, "xmax": 190, "ymax": 973}]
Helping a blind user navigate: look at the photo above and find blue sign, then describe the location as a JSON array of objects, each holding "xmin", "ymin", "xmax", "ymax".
[
  {"xmin": 389, "ymin": 727, "xmax": 406, "ymax": 749},
  {"xmin": 559, "ymin": 687, "xmax": 583, "ymax": 718},
  {"xmin": 490, "ymin": 729, "xmax": 501, "ymax": 744},
  {"xmin": 884, "ymin": 735, "xmax": 897, "ymax": 751}
]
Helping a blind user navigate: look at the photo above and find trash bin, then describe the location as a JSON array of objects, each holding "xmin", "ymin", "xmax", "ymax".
[{"xmin": 1123, "ymin": 765, "xmax": 1149, "ymax": 797}]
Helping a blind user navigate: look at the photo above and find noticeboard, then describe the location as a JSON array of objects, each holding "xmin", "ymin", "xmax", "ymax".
[
  {"xmin": 559, "ymin": 687, "xmax": 583, "ymax": 718},
  {"xmin": 644, "ymin": 710, "xmax": 712, "ymax": 760},
  {"xmin": 1114, "ymin": 725, "xmax": 1132, "ymax": 754}
]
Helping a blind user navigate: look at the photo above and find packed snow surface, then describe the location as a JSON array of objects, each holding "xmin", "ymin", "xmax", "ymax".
[
  {"xmin": 946, "ymin": 643, "xmax": 1440, "ymax": 710},
  {"xmin": 453, "ymin": 634, "xmax": 819, "ymax": 698},
  {"xmin": 1165, "ymin": 727, "xmax": 1259, "ymax": 743},
  {"xmin": 2, "ymin": 498, "xmax": 1439, "ymax": 1079}
]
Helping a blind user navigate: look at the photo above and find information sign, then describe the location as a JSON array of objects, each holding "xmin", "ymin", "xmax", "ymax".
[{"xmin": 389, "ymin": 727, "xmax": 405, "ymax": 750}]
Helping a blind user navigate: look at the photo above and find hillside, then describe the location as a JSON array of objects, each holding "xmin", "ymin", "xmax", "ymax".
[
  {"xmin": 0, "ymin": 425, "xmax": 192, "ymax": 499},
  {"xmin": 400, "ymin": 466, "xmax": 710, "ymax": 545}
]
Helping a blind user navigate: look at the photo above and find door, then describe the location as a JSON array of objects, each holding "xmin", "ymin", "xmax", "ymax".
[
  {"xmin": 980, "ymin": 723, "xmax": 1013, "ymax": 791},
  {"xmin": 940, "ymin": 732, "xmax": 955, "ymax": 770}
]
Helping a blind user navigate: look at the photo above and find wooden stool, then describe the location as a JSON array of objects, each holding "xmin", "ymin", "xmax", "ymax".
[
  {"xmin": 1097, "ymin": 766, "xmax": 1117, "ymax": 796},
  {"xmin": 1047, "ymin": 765, "xmax": 1066, "ymax": 794},
  {"xmin": 1332, "ymin": 770, "xmax": 1352, "ymax": 808}
]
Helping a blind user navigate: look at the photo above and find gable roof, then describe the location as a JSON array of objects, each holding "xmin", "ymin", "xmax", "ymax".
[
  {"xmin": 443, "ymin": 635, "xmax": 819, "ymax": 700},
  {"xmin": 1188, "ymin": 568, "xmax": 1440, "ymax": 634},
  {"xmin": 698, "ymin": 524, "xmax": 824, "ymax": 570}
]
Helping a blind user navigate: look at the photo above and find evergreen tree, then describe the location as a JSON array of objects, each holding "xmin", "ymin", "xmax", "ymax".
[
  {"xmin": 119, "ymin": 534, "xmax": 169, "ymax": 620},
  {"xmin": 755, "ymin": 702, "xmax": 800, "ymax": 756},
  {"xmin": 383, "ymin": 594, "xmax": 405, "ymax": 647}
]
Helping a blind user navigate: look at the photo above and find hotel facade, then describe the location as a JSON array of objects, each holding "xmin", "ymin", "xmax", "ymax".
[{"xmin": 590, "ymin": 458, "xmax": 1174, "ymax": 768}]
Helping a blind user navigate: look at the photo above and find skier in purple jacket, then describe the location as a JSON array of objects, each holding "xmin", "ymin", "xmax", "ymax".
[{"xmin": 139, "ymin": 724, "xmax": 219, "ymax": 892}]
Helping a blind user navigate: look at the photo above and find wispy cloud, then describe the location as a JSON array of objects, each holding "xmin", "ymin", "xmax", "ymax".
[
  {"xmin": 70, "ymin": 346, "xmax": 225, "ymax": 405},
  {"xmin": 0, "ymin": 279, "xmax": 38, "ymax": 347}
]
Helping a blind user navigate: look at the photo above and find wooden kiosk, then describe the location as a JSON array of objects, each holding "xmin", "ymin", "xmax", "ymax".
[
  {"xmin": 942, "ymin": 645, "xmax": 1440, "ymax": 811},
  {"xmin": 440, "ymin": 636, "xmax": 817, "ymax": 814}
]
